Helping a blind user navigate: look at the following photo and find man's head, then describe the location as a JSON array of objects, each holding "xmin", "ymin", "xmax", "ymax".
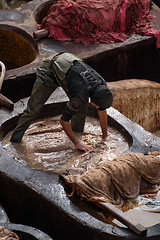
[{"xmin": 90, "ymin": 85, "xmax": 113, "ymax": 110}]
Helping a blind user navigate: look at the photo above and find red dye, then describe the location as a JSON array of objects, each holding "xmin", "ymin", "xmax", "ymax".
[{"xmin": 38, "ymin": 0, "xmax": 160, "ymax": 47}]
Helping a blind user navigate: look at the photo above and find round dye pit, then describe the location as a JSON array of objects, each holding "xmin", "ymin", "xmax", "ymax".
[
  {"xmin": 33, "ymin": 0, "xmax": 54, "ymax": 25},
  {"xmin": 2, "ymin": 115, "xmax": 129, "ymax": 173},
  {"xmin": 0, "ymin": 24, "xmax": 38, "ymax": 70}
]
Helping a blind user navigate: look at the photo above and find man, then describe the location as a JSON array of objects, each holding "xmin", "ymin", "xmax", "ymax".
[{"xmin": 10, "ymin": 52, "xmax": 113, "ymax": 152}]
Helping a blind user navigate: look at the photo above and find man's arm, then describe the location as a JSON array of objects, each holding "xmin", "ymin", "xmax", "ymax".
[
  {"xmin": 60, "ymin": 119, "xmax": 91, "ymax": 152},
  {"xmin": 98, "ymin": 109, "xmax": 108, "ymax": 139}
]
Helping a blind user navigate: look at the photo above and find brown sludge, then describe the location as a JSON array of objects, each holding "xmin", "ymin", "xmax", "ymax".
[
  {"xmin": 2, "ymin": 116, "xmax": 129, "ymax": 174},
  {"xmin": 0, "ymin": 225, "xmax": 19, "ymax": 240}
]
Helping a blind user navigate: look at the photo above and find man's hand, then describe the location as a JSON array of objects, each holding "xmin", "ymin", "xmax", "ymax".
[
  {"xmin": 60, "ymin": 119, "xmax": 92, "ymax": 152},
  {"xmin": 75, "ymin": 142, "xmax": 92, "ymax": 152}
]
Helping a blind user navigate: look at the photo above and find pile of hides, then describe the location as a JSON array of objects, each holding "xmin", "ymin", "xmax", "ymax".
[
  {"xmin": 63, "ymin": 152, "xmax": 160, "ymax": 206},
  {"xmin": 0, "ymin": 226, "xmax": 19, "ymax": 240},
  {"xmin": 39, "ymin": 0, "xmax": 160, "ymax": 47}
]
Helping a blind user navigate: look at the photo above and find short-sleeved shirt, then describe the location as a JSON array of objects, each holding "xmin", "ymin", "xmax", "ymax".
[
  {"xmin": 36, "ymin": 53, "xmax": 88, "ymax": 121},
  {"xmin": 36, "ymin": 52, "xmax": 108, "ymax": 122},
  {"xmin": 37, "ymin": 52, "xmax": 81, "ymax": 96}
]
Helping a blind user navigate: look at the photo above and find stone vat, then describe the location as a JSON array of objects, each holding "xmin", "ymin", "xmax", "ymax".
[{"xmin": 0, "ymin": 24, "xmax": 38, "ymax": 70}]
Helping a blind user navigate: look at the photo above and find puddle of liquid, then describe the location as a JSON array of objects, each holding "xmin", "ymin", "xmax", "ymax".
[{"xmin": 2, "ymin": 115, "xmax": 129, "ymax": 174}]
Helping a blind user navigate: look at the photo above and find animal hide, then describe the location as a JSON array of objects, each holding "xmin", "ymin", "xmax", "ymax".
[
  {"xmin": 63, "ymin": 152, "xmax": 160, "ymax": 205},
  {"xmin": 39, "ymin": 0, "xmax": 160, "ymax": 47}
]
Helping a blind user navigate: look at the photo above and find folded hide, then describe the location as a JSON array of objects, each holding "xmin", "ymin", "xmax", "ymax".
[
  {"xmin": 39, "ymin": 0, "xmax": 160, "ymax": 47},
  {"xmin": 64, "ymin": 152, "xmax": 160, "ymax": 205}
]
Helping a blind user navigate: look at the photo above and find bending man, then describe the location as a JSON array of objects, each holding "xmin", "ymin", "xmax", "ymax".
[{"xmin": 10, "ymin": 52, "xmax": 113, "ymax": 152}]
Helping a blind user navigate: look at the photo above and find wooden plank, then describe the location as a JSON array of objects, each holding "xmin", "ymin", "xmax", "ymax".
[
  {"xmin": 95, "ymin": 201, "xmax": 147, "ymax": 236},
  {"xmin": 0, "ymin": 61, "xmax": 13, "ymax": 110},
  {"xmin": 33, "ymin": 29, "xmax": 49, "ymax": 40},
  {"xmin": 0, "ymin": 61, "xmax": 6, "ymax": 90},
  {"xmin": 0, "ymin": 93, "xmax": 14, "ymax": 110}
]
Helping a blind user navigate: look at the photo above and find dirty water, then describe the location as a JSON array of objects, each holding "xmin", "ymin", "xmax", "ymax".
[{"xmin": 2, "ymin": 115, "xmax": 129, "ymax": 174}]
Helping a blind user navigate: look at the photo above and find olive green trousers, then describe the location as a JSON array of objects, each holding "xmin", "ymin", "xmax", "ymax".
[{"xmin": 10, "ymin": 78, "xmax": 88, "ymax": 142}]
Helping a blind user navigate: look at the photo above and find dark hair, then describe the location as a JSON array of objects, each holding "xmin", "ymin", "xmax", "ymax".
[{"xmin": 91, "ymin": 85, "xmax": 113, "ymax": 110}]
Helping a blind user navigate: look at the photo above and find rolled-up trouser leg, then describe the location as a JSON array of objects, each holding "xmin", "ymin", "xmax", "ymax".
[
  {"xmin": 71, "ymin": 101, "xmax": 89, "ymax": 132},
  {"xmin": 10, "ymin": 78, "xmax": 55, "ymax": 142}
]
